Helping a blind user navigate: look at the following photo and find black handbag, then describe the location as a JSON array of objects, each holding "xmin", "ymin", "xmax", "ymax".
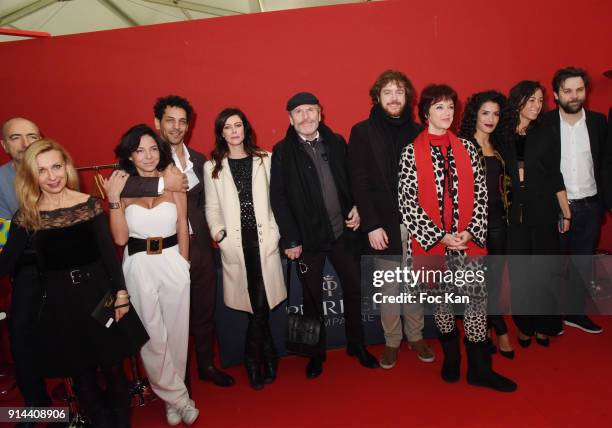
[
  {"xmin": 285, "ymin": 259, "xmax": 323, "ymax": 357},
  {"xmin": 91, "ymin": 289, "xmax": 116, "ymax": 328}
]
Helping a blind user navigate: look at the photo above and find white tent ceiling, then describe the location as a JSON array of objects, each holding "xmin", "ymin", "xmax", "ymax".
[{"xmin": 0, "ymin": 0, "xmax": 373, "ymax": 42}]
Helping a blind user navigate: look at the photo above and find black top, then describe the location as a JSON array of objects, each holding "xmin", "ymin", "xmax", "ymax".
[
  {"xmin": 299, "ymin": 136, "xmax": 344, "ymax": 239},
  {"xmin": 515, "ymin": 134, "xmax": 527, "ymax": 163},
  {"xmin": 0, "ymin": 197, "xmax": 146, "ymax": 378},
  {"xmin": 0, "ymin": 198, "xmax": 124, "ymax": 289},
  {"xmin": 228, "ymin": 156, "xmax": 259, "ymax": 247},
  {"xmin": 484, "ymin": 155, "xmax": 504, "ymax": 221}
]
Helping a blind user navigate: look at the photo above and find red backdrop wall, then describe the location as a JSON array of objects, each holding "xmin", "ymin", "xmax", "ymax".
[{"xmin": 0, "ymin": 0, "xmax": 611, "ymax": 247}]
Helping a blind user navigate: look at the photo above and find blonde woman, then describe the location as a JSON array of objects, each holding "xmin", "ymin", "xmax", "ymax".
[
  {"xmin": 0, "ymin": 139, "xmax": 147, "ymax": 428},
  {"xmin": 204, "ymin": 108, "xmax": 285, "ymax": 390}
]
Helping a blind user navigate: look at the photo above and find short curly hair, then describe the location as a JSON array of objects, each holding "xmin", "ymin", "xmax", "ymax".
[
  {"xmin": 369, "ymin": 70, "xmax": 415, "ymax": 106},
  {"xmin": 417, "ymin": 84, "xmax": 457, "ymax": 124},
  {"xmin": 153, "ymin": 95, "xmax": 194, "ymax": 123}
]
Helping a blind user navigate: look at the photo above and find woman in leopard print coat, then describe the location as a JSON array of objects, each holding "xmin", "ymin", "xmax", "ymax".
[{"xmin": 397, "ymin": 84, "xmax": 516, "ymax": 393}]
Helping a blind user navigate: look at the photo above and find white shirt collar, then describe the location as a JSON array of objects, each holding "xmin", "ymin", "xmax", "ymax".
[
  {"xmin": 171, "ymin": 143, "xmax": 194, "ymax": 173},
  {"xmin": 559, "ymin": 108, "xmax": 586, "ymax": 126}
]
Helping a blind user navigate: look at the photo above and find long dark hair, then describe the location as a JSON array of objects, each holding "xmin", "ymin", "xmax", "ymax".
[
  {"xmin": 211, "ymin": 108, "xmax": 266, "ymax": 178},
  {"xmin": 459, "ymin": 90, "xmax": 506, "ymax": 150},
  {"xmin": 115, "ymin": 124, "xmax": 173, "ymax": 175},
  {"xmin": 498, "ymin": 80, "xmax": 545, "ymax": 148}
]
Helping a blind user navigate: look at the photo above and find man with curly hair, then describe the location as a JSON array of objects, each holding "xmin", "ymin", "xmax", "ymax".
[{"xmin": 348, "ymin": 71, "xmax": 434, "ymax": 369}]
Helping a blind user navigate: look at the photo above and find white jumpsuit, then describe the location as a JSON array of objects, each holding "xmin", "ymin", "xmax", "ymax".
[{"xmin": 123, "ymin": 202, "xmax": 191, "ymax": 409}]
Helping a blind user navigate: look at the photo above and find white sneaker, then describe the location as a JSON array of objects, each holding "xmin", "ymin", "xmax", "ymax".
[
  {"xmin": 180, "ymin": 399, "xmax": 200, "ymax": 426},
  {"xmin": 165, "ymin": 403, "xmax": 181, "ymax": 426}
]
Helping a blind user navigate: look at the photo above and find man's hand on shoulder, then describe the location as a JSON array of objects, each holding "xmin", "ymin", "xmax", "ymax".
[{"xmin": 163, "ymin": 165, "xmax": 188, "ymax": 193}]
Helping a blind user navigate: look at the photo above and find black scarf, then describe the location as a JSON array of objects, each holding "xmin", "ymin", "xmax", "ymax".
[{"xmin": 370, "ymin": 104, "xmax": 416, "ymax": 201}]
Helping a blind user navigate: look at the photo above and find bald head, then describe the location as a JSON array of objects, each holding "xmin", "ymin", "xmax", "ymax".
[{"xmin": 1, "ymin": 117, "xmax": 41, "ymax": 163}]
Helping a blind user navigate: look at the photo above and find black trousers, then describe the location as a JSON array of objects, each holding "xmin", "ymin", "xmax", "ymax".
[
  {"xmin": 559, "ymin": 197, "xmax": 604, "ymax": 315},
  {"xmin": 485, "ymin": 217, "xmax": 508, "ymax": 336},
  {"xmin": 243, "ymin": 244, "xmax": 275, "ymax": 363},
  {"xmin": 9, "ymin": 266, "xmax": 50, "ymax": 407},
  {"xmin": 189, "ymin": 236, "xmax": 218, "ymax": 372},
  {"xmin": 507, "ymin": 222, "xmax": 563, "ymax": 336},
  {"xmin": 297, "ymin": 233, "xmax": 364, "ymax": 357}
]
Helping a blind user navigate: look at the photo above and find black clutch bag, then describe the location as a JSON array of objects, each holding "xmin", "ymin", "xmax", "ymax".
[
  {"xmin": 285, "ymin": 260, "xmax": 322, "ymax": 357},
  {"xmin": 91, "ymin": 290, "xmax": 115, "ymax": 328}
]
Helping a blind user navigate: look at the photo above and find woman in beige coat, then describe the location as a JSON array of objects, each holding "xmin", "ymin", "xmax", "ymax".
[{"xmin": 203, "ymin": 108, "xmax": 286, "ymax": 390}]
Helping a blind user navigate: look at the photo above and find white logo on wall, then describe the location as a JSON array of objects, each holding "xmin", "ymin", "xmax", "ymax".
[{"xmin": 322, "ymin": 274, "xmax": 338, "ymax": 297}]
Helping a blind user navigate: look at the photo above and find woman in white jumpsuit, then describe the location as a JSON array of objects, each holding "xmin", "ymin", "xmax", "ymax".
[{"xmin": 104, "ymin": 124, "xmax": 198, "ymax": 426}]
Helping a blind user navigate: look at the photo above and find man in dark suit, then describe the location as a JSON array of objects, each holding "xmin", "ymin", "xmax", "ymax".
[
  {"xmin": 544, "ymin": 67, "xmax": 611, "ymax": 333},
  {"xmin": 1, "ymin": 118, "xmax": 50, "ymax": 427},
  {"xmin": 347, "ymin": 70, "xmax": 433, "ymax": 369},
  {"xmin": 270, "ymin": 92, "xmax": 378, "ymax": 378},
  {"xmin": 121, "ymin": 95, "xmax": 234, "ymax": 386}
]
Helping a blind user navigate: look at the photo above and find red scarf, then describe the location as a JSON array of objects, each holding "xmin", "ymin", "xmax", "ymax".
[{"xmin": 411, "ymin": 130, "xmax": 485, "ymax": 256}]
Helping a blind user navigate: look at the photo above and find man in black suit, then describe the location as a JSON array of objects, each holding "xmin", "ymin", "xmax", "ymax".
[
  {"xmin": 544, "ymin": 67, "xmax": 611, "ymax": 333},
  {"xmin": 121, "ymin": 95, "xmax": 234, "ymax": 386},
  {"xmin": 347, "ymin": 70, "xmax": 433, "ymax": 369},
  {"xmin": 270, "ymin": 92, "xmax": 378, "ymax": 378}
]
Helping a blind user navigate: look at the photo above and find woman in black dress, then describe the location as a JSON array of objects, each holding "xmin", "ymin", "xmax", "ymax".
[
  {"xmin": 501, "ymin": 81, "xmax": 570, "ymax": 347},
  {"xmin": 0, "ymin": 139, "xmax": 147, "ymax": 428},
  {"xmin": 459, "ymin": 90, "xmax": 514, "ymax": 358}
]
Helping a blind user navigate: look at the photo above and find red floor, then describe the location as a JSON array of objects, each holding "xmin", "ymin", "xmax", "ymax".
[
  {"xmin": 131, "ymin": 316, "xmax": 612, "ymax": 428},
  {"xmin": 3, "ymin": 316, "xmax": 611, "ymax": 427}
]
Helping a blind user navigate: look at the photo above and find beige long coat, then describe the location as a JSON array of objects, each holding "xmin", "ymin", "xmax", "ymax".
[{"xmin": 203, "ymin": 154, "xmax": 286, "ymax": 313}]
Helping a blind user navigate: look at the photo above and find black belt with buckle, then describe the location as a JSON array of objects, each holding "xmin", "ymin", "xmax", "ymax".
[
  {"xmin": 127, "ymin": 234, "xmax": 178, "ymax": 256},
  {"xmin": 569, "ymin": 195, "xmax": 598, "ymax": 205}
]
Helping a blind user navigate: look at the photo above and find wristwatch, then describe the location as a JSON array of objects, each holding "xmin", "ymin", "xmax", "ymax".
[
  {"xmin": 109, "ymin": 201, "xmax": 121, "ymax": 209},
  {"xmin": 216, "ymin": 230, "xmax": 227, "ymax": 243}
]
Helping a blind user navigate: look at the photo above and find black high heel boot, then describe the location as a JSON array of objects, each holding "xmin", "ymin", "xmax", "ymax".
[
  {"xmin": 245, "ymin": 359, "xmax": 264, "ymax": 390},
  {"xmin": 245, "ymin": 321, "xmax": 264, "ymax": 390},
  {"xmin": 438, "ymin": 331, "xmax": 461, "ymax": 383},
  {"xmin": 72, "ymin": 369, "xmax": 115, "ymax": 428},
  {"xmin": 102, "ymin": 364, "xmax": 131, "ymax": 428},
  {"xmin": 262, "ymin": 325, "xmax": 278, "ymax": 384},
  {"xmin": 465, "ymin": 339, "xmax": 517, "ymax": 393}
]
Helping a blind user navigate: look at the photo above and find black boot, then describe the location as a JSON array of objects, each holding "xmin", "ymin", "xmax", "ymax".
[
  {"xmin": 245, "ymin": 318, "xmax": 265, "ymax": 390},
  {"xmin": 262, "ymin": 328, "xmax": 278, "ymax": 384},
  {"xmin": 102, "ymin": 364, "xmax": 131, "ymax": 428},
  {"xmin": 72, "ymin": 369, "xmax": 115, "ymax": 428},
  {"xmin": 245, "ymin": 359, "xmax": 264, "ymax": 390},
  {"xmin": 438, "ymin": 331, "xmax": 461, "ymax": 383},
  {"xmin": 465, "ymin": 339, "xmax": 517, "ymax": 393}
]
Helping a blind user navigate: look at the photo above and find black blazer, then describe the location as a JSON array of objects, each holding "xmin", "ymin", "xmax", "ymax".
[
  {"xmin": 505, "ymin": 126, "xmax": 565, "ymax": 227},
  {"xmin": 541, "ymin": 109, "xmax": 611, "ymax": 208},
  {"xmin": 347, "ymin": 118, "xmax": 422, "ymax": 255},
  {"xmin": 121, "ymin": 146, "xmax": 212, "ymax": 253}
]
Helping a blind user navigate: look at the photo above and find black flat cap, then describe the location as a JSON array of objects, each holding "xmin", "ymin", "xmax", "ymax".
[{"xmin": 286, "ymin": 92, "xmax": 319, "ymax": 111}]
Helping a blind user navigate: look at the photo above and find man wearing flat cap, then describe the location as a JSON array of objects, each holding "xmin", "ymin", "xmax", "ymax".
[{"xmin": 270, "ymin": 92, "xmax": 378, "ymax": 378}]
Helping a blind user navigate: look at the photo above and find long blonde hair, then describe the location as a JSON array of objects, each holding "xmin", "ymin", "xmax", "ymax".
[{"xmin": 15, "ymin": 139, "xmax": 79, "ymax": 230}]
